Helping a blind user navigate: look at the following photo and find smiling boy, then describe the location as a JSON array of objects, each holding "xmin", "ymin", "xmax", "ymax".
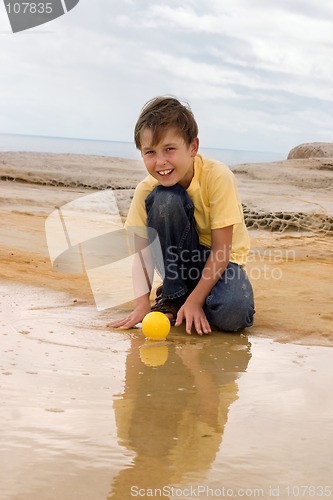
[{"xmin": 108, "ymin": 96, "xmax": 255, "ymax": 335}]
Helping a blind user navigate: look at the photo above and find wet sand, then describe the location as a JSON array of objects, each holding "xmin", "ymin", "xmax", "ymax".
[
  {"xmin": 1, "ymin": 153, "xmax": 333, "ymax": 499},
  {"xmin": 1, "ymin": 195, "xmax": 332, "ymax": 347},
  {"xmin": 1, "ymin": 280, "xmax": 332, "ymax": 499}
]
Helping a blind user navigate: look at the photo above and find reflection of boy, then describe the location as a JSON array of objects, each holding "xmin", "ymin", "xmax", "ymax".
[
  {"xmin": 109, "ymin": 335, "xmax": 252, "ymax": 497},
  {"xmin": 108, "ymin": 97, "xmax": 255, "ymax": 335}
]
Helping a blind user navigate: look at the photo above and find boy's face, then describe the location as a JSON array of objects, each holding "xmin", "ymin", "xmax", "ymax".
[{"xmin": 140, "ymin": 127, "xmax": 199, "ymax": 189}]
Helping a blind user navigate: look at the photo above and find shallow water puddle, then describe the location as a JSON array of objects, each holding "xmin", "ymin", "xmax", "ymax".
[{"xmin": 0, "ymin": 283, "xmax": 332, "ymax": 499}]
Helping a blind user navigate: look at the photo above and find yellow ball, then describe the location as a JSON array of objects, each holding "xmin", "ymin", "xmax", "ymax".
[{"xmin": 142, "ymin": 312, "xmax": 171, "ymax": 340}]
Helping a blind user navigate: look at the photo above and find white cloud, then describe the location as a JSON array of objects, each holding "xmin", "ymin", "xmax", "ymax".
[{"xmin": 0, "ymin": 0, "xmax": 332, "ymax": 154}]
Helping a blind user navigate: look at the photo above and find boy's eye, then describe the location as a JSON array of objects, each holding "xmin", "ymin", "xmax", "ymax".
[
  {"xmin": 166, "ymin": 147, "xmax": 175, "ymax": 151},
  {"xmin": 144, "ymin": 150, "xmax": 154, "ymax": 155}
]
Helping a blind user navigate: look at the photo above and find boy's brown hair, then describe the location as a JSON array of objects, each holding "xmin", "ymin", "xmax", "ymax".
[{"xmin": 134, "ymin": 96, "xmax": 198, "ymax": 150}]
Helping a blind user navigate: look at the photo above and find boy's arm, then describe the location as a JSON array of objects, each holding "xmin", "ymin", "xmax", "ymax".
[
  {"xmin": 175, "ymin": 225, "xmax": 233, "ymax": 335},
  {"xmin": 107, "ymin": 235, "xmax": 154, "ymax": 329}
]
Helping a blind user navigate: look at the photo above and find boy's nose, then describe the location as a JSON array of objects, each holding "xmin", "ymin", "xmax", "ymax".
[{"xmin": 156, "ymin": 154, "xmax": 167, "ymax": 167}]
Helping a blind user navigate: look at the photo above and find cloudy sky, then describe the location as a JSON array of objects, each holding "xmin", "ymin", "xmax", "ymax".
[{"xmin": 1, "ymin": 0, "xmax": 333, "ymax": 155}]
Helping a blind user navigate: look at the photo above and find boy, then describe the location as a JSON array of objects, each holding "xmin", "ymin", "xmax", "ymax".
[{"xmin": 108, "ymin": 96, "xmax": 254, "ymax": 335}]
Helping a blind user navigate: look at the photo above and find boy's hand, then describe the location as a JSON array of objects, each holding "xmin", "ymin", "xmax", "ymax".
[
  {"xmin": 107, "ymin": 304, "xmax": 151, "ymax": 330},
  {"xmin": 175, "ymin": 299, "xmax": 211, "ymax": 336}
]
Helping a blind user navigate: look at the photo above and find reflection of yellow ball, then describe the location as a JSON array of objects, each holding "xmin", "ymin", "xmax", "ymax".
[
  {"xmin": 139, "ymin": 344, "xmax": 169, "ymax": 367},
  {"xmin": 142, "ymin": 312, "xmax": 171, "ymax": 340}
]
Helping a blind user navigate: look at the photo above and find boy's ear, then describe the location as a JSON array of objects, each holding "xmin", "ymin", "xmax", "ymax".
[{"xmin": 190, "ymin": 137, "xmax": 199, "ymax": 156}]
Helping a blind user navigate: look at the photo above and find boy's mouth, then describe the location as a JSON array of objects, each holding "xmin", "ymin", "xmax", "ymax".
[{"xmin": 158, "ymin": 168, "xmax": 174, "ymax": 177}]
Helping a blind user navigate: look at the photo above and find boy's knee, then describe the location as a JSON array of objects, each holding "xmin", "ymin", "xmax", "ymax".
[
  {"xmin": 151, "ymin": 184, "xmax": 187, "ymax": 206},
  {"xmin": 147, "ymin": 184, "xmax": 188, "ymax": 204},
  {"xmin": 146, "ymin": 184, "xmax": 192, "ymax": 219},
  {"xmin": 205, "ymin": 297, "xmax": 255, "ymax": 332},
  {"xmin": 216, "ymin": 314, "xmax": 253, "ymax": 333}
]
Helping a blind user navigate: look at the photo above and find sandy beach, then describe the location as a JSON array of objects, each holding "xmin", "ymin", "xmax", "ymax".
[
  {"xmin": 1, "ymin": 151, "xmax": 332, "ymax": 499},
  {"xmin": 1, "ymin": 151, "xmax": 332, "ymax": 345}
]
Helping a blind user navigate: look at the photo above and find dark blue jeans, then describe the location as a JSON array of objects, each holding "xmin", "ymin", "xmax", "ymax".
[{"xmin": 145, "ymin": 184, "xmax": 255, "ymax": 332}]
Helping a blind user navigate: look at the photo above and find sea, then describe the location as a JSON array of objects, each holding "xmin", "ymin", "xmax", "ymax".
[{"xmin": 0, "ymin": 133, "xmax": 285, "ymax": 166}]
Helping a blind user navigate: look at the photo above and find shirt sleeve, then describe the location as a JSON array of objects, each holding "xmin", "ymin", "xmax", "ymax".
[
  {"xmin": 124, "ymin": 176, "xmax": 158, "ymax": 238},
  {"xmin": 206, "ymin": 163, "xmax": 243, "ymax": 229}
]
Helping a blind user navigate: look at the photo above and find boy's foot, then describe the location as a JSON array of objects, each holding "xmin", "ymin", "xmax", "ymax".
[{"xmin": 151, "ymin": 286, "xmax": 186, "ymax": 325}]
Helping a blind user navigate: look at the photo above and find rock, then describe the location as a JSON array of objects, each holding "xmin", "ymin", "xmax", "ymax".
[
  {"xmin": 232, "ymin": 158, "xmax": 333, "ymax": 233},
  {"xmin": 287, "ymin": 142, "xmax": 333, "ymax": 159}
]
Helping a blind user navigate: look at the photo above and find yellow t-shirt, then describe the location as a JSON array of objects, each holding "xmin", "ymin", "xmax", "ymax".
[{"xmin": 125, "ymin": 154, "xmax": 250, "ymax": 265}]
